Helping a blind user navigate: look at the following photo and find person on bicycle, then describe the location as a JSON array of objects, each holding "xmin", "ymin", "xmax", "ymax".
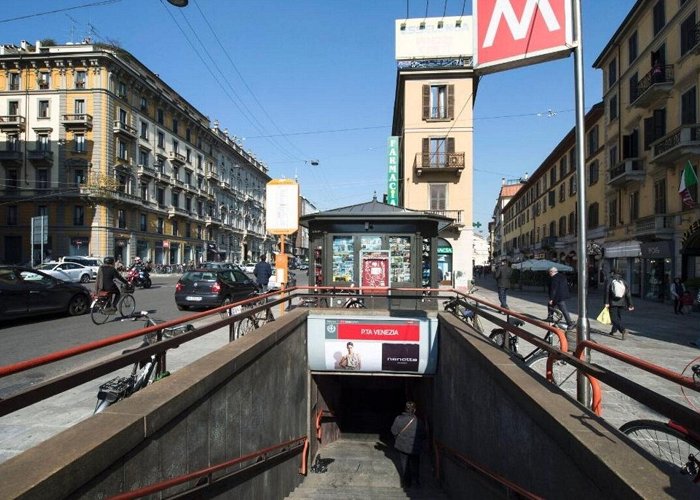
[
  {"xmin": 96, "ymin": 256, "xmax": 129, "ymax": 312},
  {"xmin": 253, "ymin": 255, "xmax": 273, "ymax": 292}
]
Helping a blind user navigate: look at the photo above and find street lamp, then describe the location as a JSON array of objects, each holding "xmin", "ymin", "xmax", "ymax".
[{"xmin": 167, "ymin": 0, "xmax": 188, "ymax": 6}]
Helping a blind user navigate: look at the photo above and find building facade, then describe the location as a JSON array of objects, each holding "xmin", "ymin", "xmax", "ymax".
[
  {"xmin": 0, "ymin": 40, "xmax": 271, "ymax": 266},
  {"xmin": 391, "ymin": 17, "xmax": 475, "ymax": 287}
]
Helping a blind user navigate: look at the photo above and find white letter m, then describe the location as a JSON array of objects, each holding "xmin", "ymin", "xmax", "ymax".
[{"xmin": 482, "ymin": 0, "xmax": 561, "ymax": 48}]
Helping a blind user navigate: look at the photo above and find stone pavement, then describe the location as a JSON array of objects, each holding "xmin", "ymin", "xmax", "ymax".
[{"xmin": 468, "ymin": 274, "xmax": 700, "ymax": 430}]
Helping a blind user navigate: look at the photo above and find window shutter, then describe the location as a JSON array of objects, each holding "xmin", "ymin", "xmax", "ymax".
[
  {"xmin": 447, "ymin": 85, "xmax": 455, "ymax": 119},
  {"xmin": 446, "ymin": 137, "xmax": 455, "ymax": 153},
  {"xmin": 422, "ymin": 85, "xmax": 430, "ymax": 121},
  {"xmin": 422, "ymin": 138, "xmax": 429, "ymax": 166}
]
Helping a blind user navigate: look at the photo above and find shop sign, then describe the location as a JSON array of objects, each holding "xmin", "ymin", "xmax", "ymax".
[
  {"xmin": 387, "ymin": 136, "xmax": 399, "ymax": 206},
  {"xmin": 163, "ymin": 240, "xmax": 170, "ymax": 249},
  {"xmin": 641, "ymin": 241, "xmax": 673, "ymax": 259},
  {"xmin": 71, "ymin": 237, "xmax": 88, "ymax": 247},
  {"xmin": 437, "ymin": 247, "xmax": 453, "ymax": 254}
]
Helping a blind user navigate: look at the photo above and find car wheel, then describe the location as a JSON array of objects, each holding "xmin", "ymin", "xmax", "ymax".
[
  {"xmin": 68, "ymin": 294, "xmax": 90, "ymax": 316},
  {"xmin": 177, "ymin": 305, "xmax": 189, "ymax": 311},
  {"xmin": 80, "ymin": 273, "xmax": 91, "ymax": 283}
]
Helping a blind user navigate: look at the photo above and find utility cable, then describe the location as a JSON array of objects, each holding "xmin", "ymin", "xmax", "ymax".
[{"xmin": 0, "ymin": 0, "xmax": 121, "ymax": 24}]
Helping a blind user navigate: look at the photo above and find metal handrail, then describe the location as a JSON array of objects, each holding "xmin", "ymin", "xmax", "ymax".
[
  {"xmin": 109, "ymin": 436, "xmax": 308, "ymax": 499},
  {"xmin": 315, "ymin": 408, "xmax": 335, "ymax": 441}
]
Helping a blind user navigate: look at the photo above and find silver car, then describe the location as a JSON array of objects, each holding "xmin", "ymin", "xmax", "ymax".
[{"xmin": 35, "ymin": 262, "xmax": 93, "ymax": 283}]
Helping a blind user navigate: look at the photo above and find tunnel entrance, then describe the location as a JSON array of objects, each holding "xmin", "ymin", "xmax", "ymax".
[{"xmin": 314, "ymin": 374, "xmax": 432, "ymax": 440}]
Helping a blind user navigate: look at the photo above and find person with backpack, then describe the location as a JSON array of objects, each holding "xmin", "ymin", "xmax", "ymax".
[{"xmin": 604, "ymin": 270, "xmax": 634, "ymax": 339}]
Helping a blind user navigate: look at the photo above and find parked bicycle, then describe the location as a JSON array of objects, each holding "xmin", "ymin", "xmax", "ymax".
[
  {"xmin": 234, "ymin": 292, "xmax": 276, "ymax": 338},
  {"xmin": 299, "ymin": 285, "xmax": 366, "ymax": 309},
  {"xmin": 90, "ymin": 282, "xmax": 136, "ymax": 325},
  {"xmin": 619, "ymin": 363, "xmax": 700, "ymax": 482},
  {"xmin": 443, "ymin": 286, "xmax": 482, "ymax": 333},
  {"xmin": 94, "ymin": 311, "xmax": 195, "ymax": 413}
]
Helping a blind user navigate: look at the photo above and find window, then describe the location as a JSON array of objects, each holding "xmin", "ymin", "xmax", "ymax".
[
  {"xmin": 173, "ymin": 167, "xmax": 179, "ymax": 181},
  {"xmin": 628, "ymin": 31, "xmax": 638, "ymax": 63},
  {"xmin": 559, "ymin": 156, "xmax": 567, "ymax": 178},
  {"xmin": 140, "ymin": 120, "xmax": 148, "ymax": 140},
  {"xmin": 74, "ymin": 169, "xmax": 85, "ymax": 186},
  {"xmin": 7, "ymin": 134, "xmax": 19, "ymax": 151},
  {"xmin": 157, "ymin": 217, "xmax": 164, "ymax": 234},
  {"xmin": 568, "ymin": 212, "xmax": 576, "ymax": 235},
  {"xmin": 139, "ymin": 149, "xmax": 149, "ymax": 167},
  {"xmin": 629, "ymin": 191, "xmax": 639, "ymax": 221},
  {"xmin": 156, "ymin": 187, "xmax": 165, "ymax": 205},
  {"xmin": 7, "ymin": 205, "xmax": 17, "ymax": 225},
  {"xmin": 629, "ymin": 72, "xmax": 638, "ymax": 103},
  {"xmin": 185, "ymin": 171, "xmax": 192, "ymax": 186},
  {"xmin": 140, "ymin": 96, "xmax": 148, "ymax": 111},
  {"xmin": 569, "ymin": 175, "xmax": 576, "ymax": 196},
  {"xmin": 654, "ymin": 178, "xmax": 666, "ymax": 214},
  {"xmin": 609, "ymin": 94, "xmax": 618, "ymax": 121},
  {"xmin": 429, "ymin": 184, "xmax": 447, "ymax": 210},
  {"xmin": 38, "ymin": 100, "xmax": 50, "ymax": 118},
  {"xmin": 681, "ymin": 86, "xmax": 697, "ymax": 125},
  {"xmin": 622, "ymin": 129, "xmax": 640, "ymax": 159},
  {"xmin": 588, "ymin": 202, "xmax": 599, "ymax": 228},
  {"xmin": 37, "ymin": 134, "xmax": 50, "ymax": 151},
  {"xmin": 548, "ymin": 191, "xmax": 555, "ymax": 207},
  {"xmin": 156, "ymin": 130, "xmax": 165, "ymax": 149},
  {"xmin": 587, "ymin": 125, "xmax": 599, "ymax": 155},
  {"xmin": 185, "ymin": 223, "xmax": 191, "ymax": 238},
  {"xmin": 608, "ymin": 199, "xmax": 618, "ymax": 227},
  {"xmin": 681, "ymin": 12, "xmax": 697, "ymax": 56},
  {"xmin": 75, "ymin": 71, "xmax": 86, "ymax": 88},
  {"xmin": 653, "ymin": 1, "xmax": 665, "ymax": 36},
  {"xmin": 172, "ymin": 119, "xmax": 178, "ymax": 135},
  {"xmin": 559, "ymin": 183, "xmax": 565, "ymax": 202},
  {"xmin": 185, "ymin": 196, "xmax": 192, "ymax": 212},
  {"xmin": 607, "ymin": 59, "xmax": 617, "ymax": 89},
  {"xmin": 171, "ymin": 191, "xmax": 179, "ymax": 207},
  {"xmin": 117, "ymin": 81, "xmax": 127, "ymax": 98},
  {"xmin": 197, "ymin": 154, "xmax": 203, "ymax": 169},
  {"xmin": 74, "ymin": 206, "xmax": 84, "ymax": 226},
  {"xmin": 549, "ymin": 221, "xmax": 557, "ymax": 237},
  {"xmin": 550, "ymin": 167, "xmax": 557, "ymax": 185},
  {"xmin": 74, "ymin": 99, "xmax": 85, "ymax": 115},
  {"xmin": 140, "ymin": 183, "xmax": 148, "ymax": 201},
  {"xmin": 9, "ymin": 73, "xmax": 20, "ymax": 90},
  {"xmin": 38, "ymin": 72, "xmax": 50, "ymax": 89},
  {"xmin": 157, "ymin": 108, "xmax": 164, "ymax": 124},
  {"xmin": 559, "ymin": 216, "xmax": 566, "ymax": 236},
  {"xmin": 186, "ymin": 128, "xmax": 191, "ymax": 142},
  {"xmin": 172, "ymin": 220, "xmax": 179, "ymax": 237},
  {"xmin": 173, "ymin": 139, "xmax": 179, "ymax": 154},
  {"xmin": 118, "ymin": 140, "xmax": 128, "ymax": 160},
  {"xmin": 608, "ymin": 144, "xmax": 618, "ymax": 169},
  {"xmin": 186, "ymin": 147, "xmax": 191, "ymax": 163},
  {"xmin": 140, "ymin": 213, "xmax": 147, "ymax": 232},
  {"xmin": 423, "ymin": 84, "xmax": 453, "ymax": 120},
  {"xmin": 36, "ymin": 169, "xmax": 48, "ymax": 189},
  {"xmin": 75, "ymin": 134, "xmax": 86, "ymax": 153},
  {"xmin": 422, "ymin": 137, "xmax": 454, "ymax": 168},
  {"xmin": 588, "ymin": 161, "xmax": 599, "ymax": 186},
  {"xmin": 8, "ymin": 100, "xmax": 19, "ymax": 116}
]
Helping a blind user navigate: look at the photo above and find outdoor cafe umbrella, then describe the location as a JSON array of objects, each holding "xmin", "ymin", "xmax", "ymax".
[{"xmin": 511, "ymin": 259, "xmax": 574, "ymax": 272}]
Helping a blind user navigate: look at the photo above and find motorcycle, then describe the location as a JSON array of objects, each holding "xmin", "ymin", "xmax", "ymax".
[{"xmin": 126, "ymin": 266, "xmax": 152, "ymax": 289}]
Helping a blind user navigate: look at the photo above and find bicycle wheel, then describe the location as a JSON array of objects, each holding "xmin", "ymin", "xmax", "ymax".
[
  {"xmin": 236, "ymin": 317, "xmax": 258, "ymax": 338},
  {"xmin": 526, "ymin": 353, "xmax": 591, "ymax": 407},
  {"xmin": 119, "ymin": 294, "xmax": 136, "ymax": 317},
  {"xmin": 90, "ymin": 299, "xmax": 111, "ymax": 325},
  {"xmin": 620, "ymin": 419, "xmax": 700, "ymax": 474},
  {"xmin": 489, "ymin": 329, "xmax": 507, "ymax": 348}
]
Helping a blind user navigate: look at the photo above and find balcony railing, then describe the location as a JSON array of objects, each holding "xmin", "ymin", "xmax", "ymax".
[
  {"xmin": 425, "ymin": 209, "xmax": 464, "ymax": 224},
  {"xmin": 113, "ymin": 120, "xmax": 137, "ymax": 138},
  {"xmin": 630, "ymin": 64, "xmax": 674, "ymax": 107},
  {"xmin": 61, "ymin": 114, "xmax": 93, "ymax": 130},
  {"xmin": 168, "ymin": 151, "xmax": 186, "ymax": 165},
  {"xmin": 0, "ymin": 150, "xmax": 22, "ymax": 164},
  {"xmin": 27, "ymin": 149, "xmax": 54, "ymax": 165},
  {"xmin": 651, "ymin": 124, "xmax": 700, "ymax": 165},
  {"xmin": 414, "ymin": 152, "xmax": 465, "ymax": 176},
  {"xmin": 635, "ymin": 215, "xmax": 674, "ymax": 239},
  {"xmin": 137, "ymin": 164, "xmax": 157, "ymax": 178},
  {"xmin": 0, "ymin": 115, "xmax": 26, "ymax": 131},
  {"xmin": 608, "ymin": 158, "xmax": 645, "ymax": 186}
]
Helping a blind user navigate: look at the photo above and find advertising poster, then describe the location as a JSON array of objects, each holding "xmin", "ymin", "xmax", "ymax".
[{"xmin": 360, "ymin": 250, "xmax": 389, "ymax": 290}]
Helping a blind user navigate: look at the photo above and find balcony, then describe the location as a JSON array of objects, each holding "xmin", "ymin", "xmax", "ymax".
[
  {"xmin": 168, "ymin": 151, "xmax": 186, "ymax": 165},
  {"xmin": 205, "ymin": 215, "xmax": 222, "ymax": 226},
  {"xmin": 425, "ymin": 209, "xmax": 464, "ymax": 225},
  {"xmin": 114, "ymin": 155, "xmax": 133, "ymax": 168},
  {"xmin": 0, "ymin": 150, "xmax": 22, "ymax": 165},
  {"xmin": 28, "ymin": 149, "xmax": 54, "ymax": 166},
  {"xmin": 220, "ymin": 179, "xmax": 231, "ymax": 190},
  {"xmin": 650, "ymin": 124, "xmax": 700, "ymax": 166},
  {"xmin": 206, "ymin": 169, "xmax": 219, "ymax": 181},
  {"xmin": 414, "ymin": 152, "xmax": 465, "ymax": 176},
  {"xmin": 635, "ymin": 215, "xmax": 674, "ymax": 240},
  {"xmin": 113, "ymin": 120, "xmax": 137, "ymax": 139},
  {"xmin": 168, "ymin": 206, "xmax": 188, "ymax": 218},
  {"xmin": 630, "ymin": 64, "xmax": 673, "ymax": 108},
  {"xmin": 608, "ymin": 158, "xmax": 645, "ymax": 186},
  {"xmin": 61, "ymin": 114, "xmax": 93, "ymax": 131},
  {"xmin": 0, "ymin": 115, "xmax": 26, "ymax": 132},
  {"xmin": 137, "ymin": 164, "xmax": 157, "ymax": 178},
  {"xmin": 155, "ymin": 171, "xmax": 170, "ymax": 183},
  {"xmin": 691, "ymin": 22, "xmax": 700, "ymax": 55}
]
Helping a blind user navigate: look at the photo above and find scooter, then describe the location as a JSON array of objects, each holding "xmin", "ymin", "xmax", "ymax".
[{"xmin": 126, "ymin": 266, "xmax": 152, "ymax": 288}]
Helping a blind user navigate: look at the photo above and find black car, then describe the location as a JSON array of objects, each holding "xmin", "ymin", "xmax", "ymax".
[
  {"xmin": 0, "ymin": 266, "xmax": 92, "ymax": 320},
  {"xmin": 174, "ymin": 268, "xmax": 258, "ymax": 310}
]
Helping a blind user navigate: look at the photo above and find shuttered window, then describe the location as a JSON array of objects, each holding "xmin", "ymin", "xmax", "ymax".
[{"xmin": 422, "ymin": 84, "xmax": 454, "ymax": 120}]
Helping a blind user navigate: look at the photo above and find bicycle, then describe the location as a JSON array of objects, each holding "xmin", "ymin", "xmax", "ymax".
[
  {"xmin": 298, "ymin": 285, "xmax": 366, "ymax": 309},
  {"xmin": 90, "ymin": 283, "xmax": 136, "ymax": 325},
  {"xmin": 619, "ymin": 364, "xmax": 700, "ymax": 482},
  {"xmin": 234, "ymin": 292, "xmax": 276, "ymax": 338},
  {"xmin": 94, "ymin": 311, "xmax": 195, "ymax": 413},
  {"xmin": 443, "ymin": 287, "xmax": 483, "ymax": 334}
]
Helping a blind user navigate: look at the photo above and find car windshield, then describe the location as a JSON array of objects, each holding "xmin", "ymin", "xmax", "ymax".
[
  {"xmin": 35, "ymin": 264, "xmax": 56, "ymax": 270},
  {"xmin": 180, "ymin": 272, "xmax": 217, "ymax": 283}
]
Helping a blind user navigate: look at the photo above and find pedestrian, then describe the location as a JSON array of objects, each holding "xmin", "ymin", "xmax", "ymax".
[
  {"xmin": 391, "ymin": 401, "xmax": 427, "ymax": 489},
  {"xmin": 546, "ymin": 267, "xmax": 576, "ymax": 331},
  {"xmin": 670, "ymin": 277, "xmax": 686, "ymax": 315},
  {"xmin": 603, "ymin": 270, "xmax": 634, "ymax": 339},
  {"xmin": 494, "ymin": 260, "xmax": 513, "ymax": 311},
  {"xmin": 253, "ymin": 254, "xmax": 273, "ymax": 292},
  {"xmin": 96, "ymin": 256, "xmax": 129, "ymax": 312}
]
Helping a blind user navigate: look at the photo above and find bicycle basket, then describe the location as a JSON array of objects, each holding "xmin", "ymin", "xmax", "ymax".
[{"xmin": 97, "ymin": 376, "xmax": 133, "ymax": 403}]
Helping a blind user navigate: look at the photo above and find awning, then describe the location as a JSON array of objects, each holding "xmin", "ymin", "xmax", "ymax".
[{"xmin": 603, "ymin": 240, "xmax": 641, "ymax": 258}]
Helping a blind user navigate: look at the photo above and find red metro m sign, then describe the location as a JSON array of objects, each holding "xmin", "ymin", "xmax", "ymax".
[{"xmin": 474, "ymin": 0, "xmax": 574, "ymax": 74}]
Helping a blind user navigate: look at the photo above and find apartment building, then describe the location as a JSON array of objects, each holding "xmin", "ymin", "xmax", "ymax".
[
  {"xmin": 0, "ymin": 40, "xmax": 271, "ymax": 266},
  {"xmin": 501, "ymin": 103, "xmax": 607, "ymax": 285},
  {"xmin": 593, "ymin": 0, "xmax": 700, "ymax": 299},
  {"xmin": 391, "ymin": 17, "xmax": 475, "ymax": 287},
  {"xmin": 490, "ymin": 179, "xmax": 525, "ymax": 265}
]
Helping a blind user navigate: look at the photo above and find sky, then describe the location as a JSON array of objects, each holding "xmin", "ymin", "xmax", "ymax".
[{"xmin": 1, "ymin": 0, "xmax": 636, "ymax": 232}]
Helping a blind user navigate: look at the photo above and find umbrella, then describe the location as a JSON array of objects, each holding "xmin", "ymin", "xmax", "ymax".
[{"xmin": 511, "ymin": 259, "xmax": 573, "ymax": 272}]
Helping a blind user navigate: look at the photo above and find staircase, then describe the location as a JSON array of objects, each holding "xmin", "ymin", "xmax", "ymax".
[{"xmin": 286, "ymin": 436, "xmax": 449, "ymax": 499}]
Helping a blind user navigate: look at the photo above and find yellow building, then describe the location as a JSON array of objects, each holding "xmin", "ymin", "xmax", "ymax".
[
  {"xmin": 0, "ymin": 40, "xmax": 270, "ymax": 265},
  {"xmin": 593, "ymin": 0, "xmax": 700, "ymax": 299},
  {"xmin": 391, "ymin": 17, "xmax": 475, "ymax": 287}
]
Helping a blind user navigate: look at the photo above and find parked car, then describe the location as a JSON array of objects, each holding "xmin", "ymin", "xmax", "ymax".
[
  {"xmin": 242, "ymin": 262, "xmax": 256, "ymax": 273},
  {"xmin": 35, "ymin": 261, "xmax": 93, "ymax": 283},
  {"xmin": 200, "ymin": 262, "xmax": 242, "ymax": 272},
  {"xmin": 174, "ymin": 268, "xmax": 259, "ymax": 311},
  {"xmin": 268, "ymin": 270, "xmax": 297, "ymax": 290},
  {"xmin": 0, "ymin": 266, "xmax": 92, "ymax": 320},
  {"xmin": 298, "ymin": 262, "xmax": 309, "ymax": 271},
  {"xmin": 60, "ymin": 256, "xmax": 102, "ymax": 279}
]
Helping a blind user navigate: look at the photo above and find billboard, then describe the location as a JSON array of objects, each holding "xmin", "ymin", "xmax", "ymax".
[
  {"xmin": 474, "ymin": 0, "xmax": 574, "ymax": 74},
  {"xmin": 395, "ymin": 16, "xmax": 473, "ymax": 61},
  {"xmin": 265, "ymin": 179, "xmax": 299, "ymax": 235}
]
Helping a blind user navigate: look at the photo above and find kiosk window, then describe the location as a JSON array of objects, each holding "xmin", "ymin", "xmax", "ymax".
[
  {"xmin": 332, "ymin": 236, "xmax": 354, "ymax": 282},
  {"xmin": 390, "ymin": 236, "xmax": 412, "ymax": 282}
]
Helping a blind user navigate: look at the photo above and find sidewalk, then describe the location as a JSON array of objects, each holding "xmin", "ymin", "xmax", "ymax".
[{"xmin": 469, "ymin": 274, "xmax": 700, "ymax": 429}]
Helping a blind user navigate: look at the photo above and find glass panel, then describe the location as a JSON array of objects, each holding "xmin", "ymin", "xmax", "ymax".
[
  {"xmin": 360, "ymin": 236, "xmax": 382, "ymax": 251},
  {"xmin": 332, "ymin": 236, "xmax": 354, "ymax": 283},
  {"xmin": 389, "ymin": 236, "xmax": 412, "ymax": 283}
]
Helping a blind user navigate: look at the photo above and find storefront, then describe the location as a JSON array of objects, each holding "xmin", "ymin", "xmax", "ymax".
[
  {"xmin": 603, "ymin": 240, "xmax": 641, "ymax": 296},
  {"xmin": 640, "ymin": 241, "xmax": 674, "ymax": 302},
  {"xmin": 70, "ymin": 236, "xmax": 89, "ymax": 257}
]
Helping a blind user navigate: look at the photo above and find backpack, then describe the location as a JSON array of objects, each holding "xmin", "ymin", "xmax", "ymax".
[{"xmin": 610, "ymin": 278, "xmax": 626, "ymax": 299}]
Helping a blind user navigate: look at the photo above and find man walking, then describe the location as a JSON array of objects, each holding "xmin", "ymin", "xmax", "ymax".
[
  {"xmin": 547, "ymin": 267, "xmax": 576, "ymax": 331},
  {"xmin": 604, "ymin": 270, "xmax": 634, "ymax": 339},
  {"xmin": 391, "ymin": 401, "xmax": 426, "ymax": 489},
  {"xmin": 494, "ymin": 260, "xmax": 513, "ymax": 311},
  {"xmin": 253, "ymin": 255, "xmax": 273, "ymax": 292}
]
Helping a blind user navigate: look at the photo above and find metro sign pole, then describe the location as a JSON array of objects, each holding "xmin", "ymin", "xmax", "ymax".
[{"xmin": 474, "ymin": 0, "xmax": 590, "ymax": 406}]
